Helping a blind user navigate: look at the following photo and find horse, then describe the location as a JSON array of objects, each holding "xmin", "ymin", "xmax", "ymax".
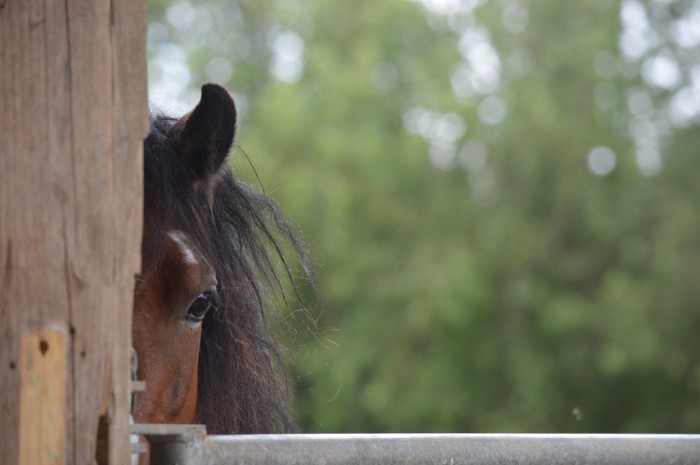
[{"xmin": 132, "ymin": 83, "xmax": 306, "ymax": 434}]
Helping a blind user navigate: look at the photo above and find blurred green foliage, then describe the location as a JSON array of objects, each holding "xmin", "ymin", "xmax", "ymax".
[{"xmin": 148, "ymin": 0, "xmax": 700, "ymax": 433}]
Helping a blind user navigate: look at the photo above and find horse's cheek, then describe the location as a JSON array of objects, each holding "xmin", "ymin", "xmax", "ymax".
[{"xmin": 132, "ymin": 301, "xmax": 202, "ymax": 424}]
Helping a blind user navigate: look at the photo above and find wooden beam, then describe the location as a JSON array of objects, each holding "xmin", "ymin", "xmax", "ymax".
[{"xmin": 0, "ymin": 0, "xmax": 148, "ymax": 464}]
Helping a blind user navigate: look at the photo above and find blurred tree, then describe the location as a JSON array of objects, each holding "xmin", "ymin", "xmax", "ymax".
[{"xmin": 148, "ymin": 0, "xmax": 700, "ymax": 433}]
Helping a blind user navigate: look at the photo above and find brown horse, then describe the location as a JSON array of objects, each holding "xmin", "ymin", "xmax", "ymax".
[{"xmin": 132, "ymin": 84, "xmax": 306, "ymax": 433}]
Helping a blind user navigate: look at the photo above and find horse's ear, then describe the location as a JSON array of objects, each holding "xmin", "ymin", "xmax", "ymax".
[{"xmin": 171, "ymin": 84, "xmax": 237, "ymax": 180}]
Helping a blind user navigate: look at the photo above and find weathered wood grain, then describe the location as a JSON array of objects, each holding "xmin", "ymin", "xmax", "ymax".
[{"xmin": 0, "ymin": 0, "xmax": 147, "ymax": 464}]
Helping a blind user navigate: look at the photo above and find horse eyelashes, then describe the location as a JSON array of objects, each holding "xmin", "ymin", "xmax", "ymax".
[{"xmin": 185, "ymin": 291, "xmax": 218, "ymax": 323}]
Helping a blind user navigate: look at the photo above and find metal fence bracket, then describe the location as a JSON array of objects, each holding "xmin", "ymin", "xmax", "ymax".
[{"xmin": 131, "ymin": 423, "xmax": 206, "ymax": 464}]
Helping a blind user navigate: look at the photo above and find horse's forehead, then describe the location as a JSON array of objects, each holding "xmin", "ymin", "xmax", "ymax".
[
  {"xmin": 163, "ymin": 229, "xmax": 217, "ymax": 292},
  {"xmin": 167, "ymin": 230, "xmax": 199, "ymax": 265}
]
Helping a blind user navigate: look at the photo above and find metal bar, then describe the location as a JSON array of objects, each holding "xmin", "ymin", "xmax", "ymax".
[
  {"xmin": 132, "ymin": 425, "xmax": 700, "ymax": 465},
  {"xmin": 205, "ymin": 433, "xmax": 700, "ymax": 465}
]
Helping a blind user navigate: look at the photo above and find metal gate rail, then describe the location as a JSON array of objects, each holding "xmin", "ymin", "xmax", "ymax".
[{"xmin": 133, "ymin": 424, "xmax": 700, "ymax": 465}]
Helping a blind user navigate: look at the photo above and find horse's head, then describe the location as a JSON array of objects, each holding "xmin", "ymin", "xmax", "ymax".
[
  {"xmin": 134, "ymin": 84, "xmax": 298, "ymax": 433},
  {"xmin": 133, "ymin": 84, "xmax": 235, "ymax": 425}
]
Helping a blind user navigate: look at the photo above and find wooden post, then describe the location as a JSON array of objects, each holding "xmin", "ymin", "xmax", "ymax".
[{"xmin": 0, "ymin": 0, "xmax": 148, "ymax": 464}]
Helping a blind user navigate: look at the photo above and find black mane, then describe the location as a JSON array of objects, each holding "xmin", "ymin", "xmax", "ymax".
[{"xmin": 143, "ymin": 113, "xmax": 307, "ymax": 433}]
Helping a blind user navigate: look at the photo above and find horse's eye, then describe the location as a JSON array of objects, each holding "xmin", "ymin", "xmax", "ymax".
[{"xmin": 185, "ymin": 292, "xmax": 217, "ymax": 323}]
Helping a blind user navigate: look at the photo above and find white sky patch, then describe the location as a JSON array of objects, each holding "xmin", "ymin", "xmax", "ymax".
[
  {"xmin": 205, "ymin": 56, "xmax": 234, "ymax": 84},
  {"xmin": 587, "ymin": 146, "xmax": 617, "ymax": 177},
  {"xmin": 672, "ymin": 4, "xmax": 700, "ymax": 48},
  {"xmin": 642, "ymin": 52, "xmax": 681, "ymax": 90},
  {"xmin": 619, "ymin": 0, "xmax": 657, "ymax": 60},
  {"xmin": 148, "ymin": 22, "xmax": 169, "ymax": 45},
  {"xmin": 621, "ymin": 0, "xmax": 647, "ymax": 28},
  {"xmin": 403, "ymin": 107, "xmax": 466, "ymax": 142},
  {"xmin": 403, "ymin": 106, "xmax": 467, "ymax": 170},
  {"xmin": 166, "ymin": 1, "xmax": 196, "ymax": 29},
  {"xmin": 665, "ymin": 65, "xmax": 700, "ymax": 127},
  {"xmin": 168, "ymin": 231, "xmax": 199, "ymax": 265},
  {"xmin": 457, "ymin": 27, "xmax": 502, "ymax": 95},
  {"xmin": 447, "ymin": 11, "xmax": 476, "ymax": 33},
  {"xmin": 230, "ymin": 91, "xmax": 250, "ymax": 121},
  {"xmin": 148, "ymin": 43, "xmax": 192, "ymax": 113},
  {"xmin": 450, "ymin": 65, "xmax": 475, "ymax": 98},
  {"xmin": 613, "ymin": 1, "xmax": 700, "ymax": 175},
  {"xmin": 412, "ymin": 0, "xmax": 485, "ymax": 16},
  {"xmin": 429, "ymin": 140, "xmax": 458, "ymax": 170},
  {"xmin": 269, "ymin": 29, "xmax": 305, "ymax": 83},
  {"xmin": 668, "ymin": 85, "xmax": 700, "ymax": 127},
  {"xmin": 628, "ymin": 119, "xmax": 659, "ymax": 146}
]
